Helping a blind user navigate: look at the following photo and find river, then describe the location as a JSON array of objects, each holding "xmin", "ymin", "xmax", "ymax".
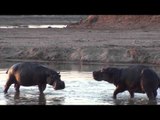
[{"xmin": 0, "ymin": 61, "xmax": 160, "ymax": 105}]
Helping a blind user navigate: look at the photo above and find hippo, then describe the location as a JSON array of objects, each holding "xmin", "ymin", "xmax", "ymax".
[
  {"xmin": 4, "ymin": 62, "xmax": 65, "ymax": 94},
  {"xmin": 93, "ymin": 65, "xmax": 160, "ymax": 100}
]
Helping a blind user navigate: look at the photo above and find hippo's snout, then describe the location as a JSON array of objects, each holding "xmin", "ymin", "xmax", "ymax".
[
  {"xmin": 53, "ymin": 80, "xmax": 65, "ymax": 90},
  {"xmin": 59, "ymin": 81, "xmax": 65, "ymax": 89}
]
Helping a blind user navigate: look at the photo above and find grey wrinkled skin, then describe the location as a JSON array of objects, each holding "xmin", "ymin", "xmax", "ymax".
[{"xmin": 4, "ymin": 62, "xmax": 65, "ymax": 94}]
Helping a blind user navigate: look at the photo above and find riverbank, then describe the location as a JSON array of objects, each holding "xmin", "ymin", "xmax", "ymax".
[{"xmin": 1, "ymin": 27, "xmax": 160, "ymax": 65}]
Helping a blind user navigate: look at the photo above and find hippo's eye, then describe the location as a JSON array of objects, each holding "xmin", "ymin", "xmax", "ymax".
[{"xmin": 53, "ymin": 74, "xmax": 60, "ymax": 80}]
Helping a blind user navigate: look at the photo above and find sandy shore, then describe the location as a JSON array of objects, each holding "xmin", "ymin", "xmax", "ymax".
[{"xmin": 1, "ymin": 27, "xmax": 160, "ymax": 65}]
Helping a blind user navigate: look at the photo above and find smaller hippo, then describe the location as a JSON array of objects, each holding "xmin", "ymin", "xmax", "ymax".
[
  {"xmin": 4, "ymin": 62, "xmax": 65, "ymax": 94},
  {"xmin": 93, "ymin": 65, "xmax": 160, "ymax": 100}
]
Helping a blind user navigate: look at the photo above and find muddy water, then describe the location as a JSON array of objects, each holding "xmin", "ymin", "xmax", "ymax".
[{"xmin": 0, "ymin": 61, "xmax": 160, "ymax": 105}]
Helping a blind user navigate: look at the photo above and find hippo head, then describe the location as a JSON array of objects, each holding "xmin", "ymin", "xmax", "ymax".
[
  {"xmin": 93, "ymin": 67, "xmax": 118, "ymax": 83},
  {"xmin": 93, "ymin": 70, "xmax": 104, "ymax": 81},
  {"xmin": 47, "ymin": 71, "xmax": 65, "ymax": 90}
]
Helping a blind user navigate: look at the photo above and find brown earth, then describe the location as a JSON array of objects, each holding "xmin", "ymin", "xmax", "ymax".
[
  {"xmin": 67, "ymin": 15, "xmax": 160, "ymax": 30},
  {"xmin": 1, "ymin": 15, "xmax": 160, "ymax": 65}
]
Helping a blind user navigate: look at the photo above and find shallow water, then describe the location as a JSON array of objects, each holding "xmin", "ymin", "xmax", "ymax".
[{"xmin": 0, "ymin": 61, "xmax": 160, "ymax": 105}]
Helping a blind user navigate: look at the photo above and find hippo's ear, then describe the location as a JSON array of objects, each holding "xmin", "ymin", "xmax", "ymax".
[
  {"xmin": 101, "ymin": 68, "xmax": 105, "ymax": 72},
  {"xmin": 57, "ymin": 72, "xmax": 60, "ymax": 77}
]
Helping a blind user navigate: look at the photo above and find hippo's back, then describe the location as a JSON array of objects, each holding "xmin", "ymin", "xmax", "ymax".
[
  {"xmin": 8, "ymin": 62, "xmax": 45, "ymax": 73},
  {"xmin": 7, "ymin": 62, "xmax": 47, "ymax": 86},
  {"xmin": 120, "ymin": 65, "xmax": 149, "ymax": 88},
  {"xmin": 128, "ymin": 65, "xmax": 149, "ymax": 72}
]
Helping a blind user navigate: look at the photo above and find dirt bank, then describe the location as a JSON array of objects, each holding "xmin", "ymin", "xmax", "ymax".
[
  {"xmin": 1, "ymin": 28, "xmax": 160, "ymax": 65},
  {"xmin": 67, "ymin": 15, "xmax": 160, "ymax": 30}
]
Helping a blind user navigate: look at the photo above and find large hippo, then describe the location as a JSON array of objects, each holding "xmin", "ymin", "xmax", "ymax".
[
  {"xmin": 93, "ymin": 65, "xmax": 160, "ymax": 100},
  {"xmin": 4, "ymin": 62, "xmax": 65, "ymax": 94}
]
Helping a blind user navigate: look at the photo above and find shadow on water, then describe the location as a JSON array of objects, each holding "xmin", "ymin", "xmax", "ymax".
[
  {"xmin": 4, "ymin": 92, "xmax": 46, "ymax": 105},
  {"xmin": 4, "ymin": 92, "xmax": 65, "ymax": 105},
  {"xmin": 113, "ymin": 98, "xmax": 157, "ymax": 105}
]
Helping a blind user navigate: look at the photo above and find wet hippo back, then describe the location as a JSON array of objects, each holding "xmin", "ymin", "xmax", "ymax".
[{"xmin": 7, "ymin": 62, "xmax": 49, "ymax": 86}]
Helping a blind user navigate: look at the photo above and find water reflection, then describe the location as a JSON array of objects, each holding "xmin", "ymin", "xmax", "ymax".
[
  {"xmin": 13, "ymin": 92, "xmax": 46, "ymax": 105},
  {"xmin": 4, "ymin": 92, "xmax": 46, "ymax": 105},
  {"xmin": 4, "ymin": 90, "xmax": 67, "ymax": 105},
  {"xmin": 146, "ymin": 100, "xmax": 157, "ymax": 105},
  {"xmin": 38, "ymin": 93, "xmax": 46, "ymax": 105},
  {"xmin": 112, "ymin": 97, "xmax": 158, "ymax": 105},
  {"xmin": 14, "ymin": 92, "xmax": 20, "ymax": 99}
]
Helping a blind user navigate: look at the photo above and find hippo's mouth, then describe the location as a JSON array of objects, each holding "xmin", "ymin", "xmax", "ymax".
[
  {"xmin": 53, "ymin": 81, "xmax": 57, "ymax": 89},
  {"xmin": 53, "ymin": 80, "xmax": 65, "ymax": 90},
  {"xmin": 93, "ymin": 74, "xmax": 100, "ymax": 81}
]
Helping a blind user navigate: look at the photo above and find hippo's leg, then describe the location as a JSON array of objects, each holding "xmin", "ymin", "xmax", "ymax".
[
  {"xmin": 4, "ymin": 79, "xmax": 13, "ymax": 94},
  {"xmin": 153, "ymin": 90, "xmax": 157, "ymax": 98},
  {"xmin": 128, "ymin": 91, "xmax": 134, "ymax": 98},
  {"xmin": 113, "ymin": 85, "xmax": 125, "ymax": 99},
  {"xmin": 146, "ymin": 91, "xmax": 155, "ymax": 100},
  {"xmin": 14, "ymin": 83, "xmax": 20, "ymax": 92},
  {"xmin": 38, "ymin": 84, "xmax": 46, "ymax": 94}
]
